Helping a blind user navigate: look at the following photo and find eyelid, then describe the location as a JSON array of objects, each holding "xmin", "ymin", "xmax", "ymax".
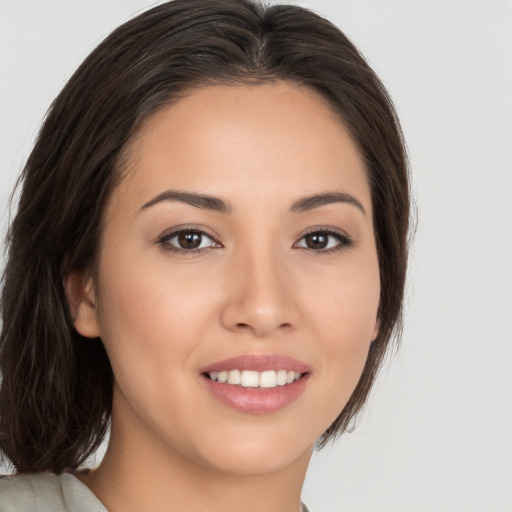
[
  {"xmin": 156, "ymin": 225, "xmax": 354, "ymax": 255},
  {"xmin": 293, "ymin": 227, "xmax": 354, "ymax": 253},
  {"xmin": 157, "ymin": 225, "xmax": 223, "ymax": 254}
]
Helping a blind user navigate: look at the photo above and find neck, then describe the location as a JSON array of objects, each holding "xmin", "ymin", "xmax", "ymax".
[{"xmin": 79, "ymin": 395, "xmax": 312, "ymax": 512}]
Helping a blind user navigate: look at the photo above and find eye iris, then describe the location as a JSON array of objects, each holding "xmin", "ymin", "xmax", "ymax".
[
  {"xmin": 178, "ymin": 232, "xmax": 202, "ymax": 249},
  {"xmin": 306, "ymin": 232, "xmax": 329, "ymax": 249}
]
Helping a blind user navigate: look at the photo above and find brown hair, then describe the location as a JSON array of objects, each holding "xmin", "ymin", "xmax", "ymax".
[{"xmin": 0, "ymin": 0, "xmax": 409, "ymax": 473}]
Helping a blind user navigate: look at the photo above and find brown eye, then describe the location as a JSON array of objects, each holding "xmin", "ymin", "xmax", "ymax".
[
  {"xmin": 294, "ymin": 230, "xmax": 353, "ymax": 252},
  {"xmin": 304, "ymin": 232, "xmax": 329, "ymax": 249},
  {"xmin": 160, "ymin": 229, "xmax": 219, "ymax": 252},
  {"xmin": 177, "ymin": 232, "xmax": 202, "ymax": 249}
]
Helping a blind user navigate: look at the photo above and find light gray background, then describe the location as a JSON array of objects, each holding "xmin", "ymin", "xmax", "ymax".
[{"xmin": 1, "ymin": 1, "xmax": 511, "ymax": 511}]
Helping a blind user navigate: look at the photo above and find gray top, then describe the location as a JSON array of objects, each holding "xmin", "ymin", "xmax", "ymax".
[
  {"xmin": 0, "ymin": 473, "xmax": 107, "ymax": 512},
  {"xmin": 0, "ymin": 472, "xmax": 312, "ymax": 511}
]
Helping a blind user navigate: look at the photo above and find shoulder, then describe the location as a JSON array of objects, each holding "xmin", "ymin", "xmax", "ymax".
[
  {"xmin": 0, "ymin": 473, "xmax": 106, "ymax": 512},
  {"xmin": 0, "ymin": 473, "xmax": 58, "ymax": 511}
]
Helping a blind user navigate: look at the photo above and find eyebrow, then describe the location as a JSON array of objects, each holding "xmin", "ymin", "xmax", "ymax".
[
  {"xmin": 140, "ymin": 190, "xmax": 231, "ymax": 214},
  {"xmin": 289, "ymin": 191, "xmax": 366, "ymax": 215},
  {"xmin": 139, "ymin": 190, "xmax": 366, "ymax": 216}
]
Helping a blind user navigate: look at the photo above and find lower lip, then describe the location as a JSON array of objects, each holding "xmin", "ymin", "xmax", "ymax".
[{"xmin": 200, "ymin": 374, "xmax": 309, "ymax": 414}]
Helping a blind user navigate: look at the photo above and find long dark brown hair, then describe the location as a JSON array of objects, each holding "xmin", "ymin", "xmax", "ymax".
[{"xmin": 0, "ymin": 0, "xmax": 410, "ymax": 473}]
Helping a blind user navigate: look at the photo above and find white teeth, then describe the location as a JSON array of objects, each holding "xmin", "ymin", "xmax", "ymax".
[
  {"xmin": 276, "ymin": 369, "xmax": 287, "ymax": 386},
  {"xmin": 259, "ymin": 370, "xmax": 277, "ymax": 388},
  {"xmin": 207, "ymin": 369, "xmax": 304, "ymax": 388},
  {"xmin": 240, "ymin": 370, "xmax": 259, "ymax": 388},
  {"xmin": 227, "ymin": 369, "xmax": 241, "ymax": 385}
]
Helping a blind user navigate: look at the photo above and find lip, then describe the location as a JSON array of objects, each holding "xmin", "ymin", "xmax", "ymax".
[
  {"xmin": 199, "ymin": 354, "xmax": 311, "ymax": 414},
  {"xmin": 200, "ymin": 354, "xmax": 311, "ymax": 374}
]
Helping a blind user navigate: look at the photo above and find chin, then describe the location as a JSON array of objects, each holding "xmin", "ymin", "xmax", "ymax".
[
  {"xmin": 201, "ymin": 448, "xmax": 311, "ymax": 476},
  {"xmin": 186, "ymin": 423, "xmax": 316, "ymax": 476}
]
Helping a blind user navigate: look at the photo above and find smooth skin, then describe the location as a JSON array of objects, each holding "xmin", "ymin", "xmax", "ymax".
[{"xmin": 66, "ymin": 81, "xmax": 380, "ymax": 512}]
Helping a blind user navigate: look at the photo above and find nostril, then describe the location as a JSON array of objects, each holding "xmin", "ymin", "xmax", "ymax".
[{"xmin": 234, "ymin": 321, "xmax": 293, "ymax": 333}]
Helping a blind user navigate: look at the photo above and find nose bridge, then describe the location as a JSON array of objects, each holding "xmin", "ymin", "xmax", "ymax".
[{"xmin": 221, "ymin": 235, "xmax": 298, "ymax": 337}]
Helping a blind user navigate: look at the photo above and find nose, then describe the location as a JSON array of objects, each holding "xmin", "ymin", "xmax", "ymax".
[{"xmin": 220, "ymin": 247, "xmax": 300, "ymax": 338}]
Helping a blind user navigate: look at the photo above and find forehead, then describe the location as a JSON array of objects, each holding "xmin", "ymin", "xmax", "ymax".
[{"xmin": 114, "ymin": 81, "xmax": 371, "ymax": 215}]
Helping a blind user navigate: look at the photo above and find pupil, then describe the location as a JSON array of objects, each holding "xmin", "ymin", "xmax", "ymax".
[
  {"xmin": 178, "ymin": 232, "xmax": 201, "ymax": 249},
  {"xmin": 306, "ymin": 233, "xmax": 328, "ymax": 249}
]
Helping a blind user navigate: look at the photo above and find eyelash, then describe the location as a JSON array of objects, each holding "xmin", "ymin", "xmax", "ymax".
[
  {"xmin": 294, "ymin": 228, "xmax": 354, "ymax": 255},
  {"xmin": 157, "ymin": 227, "xmax": 354, "ymax": 255}
]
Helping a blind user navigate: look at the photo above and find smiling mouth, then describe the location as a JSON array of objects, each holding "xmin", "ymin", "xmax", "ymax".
[
  {"xmin": 199, "ymin": 354, "xmax": 311, "ymax": 413},
  {"xmin": 203, "ymin": 369, "xmax": 305, "ymax": 389}
]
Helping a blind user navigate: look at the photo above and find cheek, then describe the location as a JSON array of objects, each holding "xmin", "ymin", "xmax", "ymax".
[
  {"xmin": 307, "ymin": 254, "xmax": 380, "ymax": 340},
  {"xmin": 305, "ymin": 254, "xmax": 380, "ymax": 397},
  {"xmin": 94, "ymin": 249, "xmax": 223, "ymax": 377},
  {"xmin": 93, "ymin": 255, "xmax": 220, "ymax": 433}
]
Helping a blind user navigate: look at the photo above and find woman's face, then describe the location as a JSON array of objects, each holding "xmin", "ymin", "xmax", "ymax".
[{"xmin": 77, "ymin": 81, "xmax": 380, "ymax": 475}]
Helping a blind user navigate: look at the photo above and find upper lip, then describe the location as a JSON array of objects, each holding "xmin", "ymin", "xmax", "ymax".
[{"xmin": 200, "ymin": 354, "xmax": 311, "ymax": 374}]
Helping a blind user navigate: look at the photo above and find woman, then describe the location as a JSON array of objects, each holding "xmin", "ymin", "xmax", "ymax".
[{"xmin": 0, "ymin": 0, "xmax": 410, "ymax": 511}]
